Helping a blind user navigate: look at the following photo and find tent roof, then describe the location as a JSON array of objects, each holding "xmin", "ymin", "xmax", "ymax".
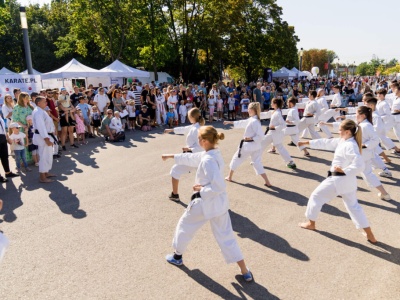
[
  {"xmin": 290, "ymin": 67, "xmax": 300, "ymax": 72},
  {"xmin": 0, "ymin": 67, "xmax": 17, "ymax": 75},
  {"xmin": 273, "ymin": 68, "xmax": 296, "ymax": 77},
  {"xmin": 19, "ymin": 69, "xmax": 42, "ymax": 75},
  {"xmin": 100, "ymin": 60, "xmax": 150, "ymax": 78},
  {"xmin": 41, "ymin": 59, "xmax": 112, "ymax": 79}
]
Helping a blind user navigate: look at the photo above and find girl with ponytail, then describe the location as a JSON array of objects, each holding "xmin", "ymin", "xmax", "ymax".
[
  {"xmin": 162, "ymin": 126, "xmax": 253, "ymax": 282},
  {"xmin": 163, "ymin": 108, "xmax": 205, "ymax": 202},
  {"xmin": 356, "ymin": 106, "xmax": 392, "ymax": 201},
  {"xmin": 297, "ymin": 119, "xmax": 377, "ymax": 244}
]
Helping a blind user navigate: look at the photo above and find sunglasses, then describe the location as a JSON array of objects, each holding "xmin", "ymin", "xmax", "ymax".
[{"xmin": 107, "ymin": 112, "xmax": 113, "ymax": 114}]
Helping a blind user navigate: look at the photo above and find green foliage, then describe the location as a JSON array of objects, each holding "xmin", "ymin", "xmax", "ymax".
[
  {"xmin": 0, "ymin": 0, "xmax": 301, "ymax": 82},
  {"xmin": 301, "ymin": 49, "xmax": 337, "ymax": 75}
]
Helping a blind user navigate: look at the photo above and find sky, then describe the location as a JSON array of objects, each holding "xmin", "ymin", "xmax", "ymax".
[
  {"xmin": 277, "ymin": 0, "xmax": 398, "ymax": 65},
  {"xmin": 19, "ymin": 0, "xmax": 399, "ymax": 65}
]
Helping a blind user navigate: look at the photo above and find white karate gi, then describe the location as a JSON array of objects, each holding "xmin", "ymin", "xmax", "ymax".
[
  {"xmin": 359, "ymin": 120, "xmax": 382, "ymax": 188},
  {"xmin": 284, "ymin": 107, "xmax": 305, "ymax": 151},
  {"xmin": 299, "ymin": 100, "xmax": 322, "ymax": 140},
  {"xmin": 376, "ymin": 99, "xmax": 394, "ymax": 134},
  {"xmin": 229, "ymin": 116, "xmax": 264, "ymax": 175},
  {"xmin": 109, "ymin": 117, "xmax": 123, "ymax": 133},
  {"xmin": 391, "ymin": 96, "xmax": 400, "ymax": 141},
  {"xmin": 306, "ymin": 137, "xmax": 369, "ymax": 229},
  {"xmin": 316, "ymin": 96, "xmax": 333, "ymax": 138},
  {"xmin": 261, "ymin": 109, "xmax": 292, "ymax": 163},
  {"xmin": 172, "ymin": 149, "xmax": 244, "ymax": 264},
  {"xmin": 179, "ymin": 105, "xmax": 187, "ymax": 123},
  {"xmin": 372, "ymin": 110, "xmax": 395, "ymax": 150},
  {"xmin": 32, "ymin": 106, "xmax": 54, "ymax": 173},
  {"xmin": 170, "ymin": 123, "xmax": 202, "ymax": 180}
]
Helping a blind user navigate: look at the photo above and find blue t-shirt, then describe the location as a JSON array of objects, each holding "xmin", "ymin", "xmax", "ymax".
[
  {"xmin": 234, "ymin": 94, "xmax": 240, "ymax": 106},
  {"xmin": 262, "ymin": 92, "xmax": 271, "ymax": 105},
  {"xmin": 77, "ymin": 103, "xmax": 90, "ymax": 120}
]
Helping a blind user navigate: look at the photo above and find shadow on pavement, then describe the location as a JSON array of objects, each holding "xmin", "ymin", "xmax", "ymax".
[
  {"xmin": 230, "ymin": 210, "xmax": 309, "ymax": 261},
  {"xmin": 0, "ymin": 181, "xmax": 23, "ymax": 223},
  {"xmin": 264, "ymin": 166, "xmax": 326, "ymax": 182},
  {"xmin": 179, "ymin": 266, "xmax": 280, "ymax": 299},
  {"xmin": 358, "ymin": 199, "xmax": 400, "ymax": 214},
  {"xmin": 233, "ymin": 182, "xmax": 350, "ymax": 220},
  {"xmin": 317, "ymin": 230, "xmax": 400, "ymax": 266},
  {"xmin": 232, "ymin": 276, "xmax": 280, "ymax": 300}
]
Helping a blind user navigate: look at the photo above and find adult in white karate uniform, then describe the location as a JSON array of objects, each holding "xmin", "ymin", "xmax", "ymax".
[
  {"xmin": 163, "ymin": 108, "xmax": 205, "ymax": 202},
  {"xmin": 224, "ymin": 102, "xmax": 271, "ymax": 186},
  {"xmin": 356, "ymin": 106, "xmax": 391, "ymax": 200},
  {"xmin": 298, "ymin": 90, "xmax": 322, "ymax": 140},
  {"xmin": 162, "ymin": 126, "xmax": 253, "ymax": 282},
  {"xmin": 261, "ymin": 98, "xmax": 296, "ymax": 169},
  {"xmin": 298, "ymin": 119, "xmax": 377, "ymax": 244},
  {"xmin": 32, "ymin": 97, "xmax": 57, "ymax": 183}
]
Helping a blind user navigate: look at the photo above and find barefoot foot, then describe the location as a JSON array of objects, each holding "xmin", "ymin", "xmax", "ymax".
[
  {"xmin": 298, "ymin": 221, "xmax": 316, "ymax": 230},
  {"xmin": 225, "ymin": 177, "xmax": 232, "ymax": 182}
]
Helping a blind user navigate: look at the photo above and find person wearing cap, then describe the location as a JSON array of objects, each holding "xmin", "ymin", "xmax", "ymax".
[
  {"xmin": 32, "ymin": 96, "xmax": 57, "ymax": 183},
  {"xmin": 9, "ymin": 122, "xmax": 31, "ymax": 173}
]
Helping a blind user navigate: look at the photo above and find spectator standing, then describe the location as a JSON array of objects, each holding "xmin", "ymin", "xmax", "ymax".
[
  {"xmin": 1, "ymin": 94, "xmax": 14, "ymax": 127},
  {"xmin": 9, "ymin": 122, "xmax": 31, "ymax": 173},
  {"xmin": 93, "ymin": 87, "xmax": 110, "ymax": 116},
  {"xmin": 253, "ymin": 82, "xmax": 262, "ymax": 106},
  {"xmin": 0, "ymin": 117, "xmax": 19, "ymax": 182},
  {"xmin": 77, "ymin": 96, "xmax": 93, "ymax": 138},
  {"xmin": 69, "ymin": 86, "xmax": 82, "ymax": 107}
]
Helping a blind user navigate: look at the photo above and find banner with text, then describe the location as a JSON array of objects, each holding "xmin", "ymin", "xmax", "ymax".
[{"xmin": 0, "ymin": 75, "xmax": 42, "ymax": 104}]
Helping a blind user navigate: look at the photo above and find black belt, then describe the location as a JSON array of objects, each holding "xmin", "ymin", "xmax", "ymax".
[
  {"xmin": 392, "ymin": 112, "xmax": 400, "ymax": 115},
  {"xmin": 304, "ymin": 115, "xmax": 314, "ymax": 118},
  {"xmin": 327, "ymin": 171, "xmax": 346, "ymax": 177},
  {"xmin": 191, "ymin": 192, "xmax": 201, "ymax": 201},
  {"xmin": 362, "ymin": 145, "xmax": 367, "ymax": 149},
  {"xmin": 287, "ymin": 124, "xmax": 296, "ymax": 127},
  {"xmin": 35, "ymin": 130, "xmax": 58, "ymax": 144},
  {"xmin": 330, "ymin": 106, "xmax": 340, "ymax": 109},
  {"xmin": 183, "ymin": 149, "xmax": 192, "ymax": 153},
  {"xmin": 264, "ymin": 127, "xmax": 275, "ymax": 135},
  {"xmin": 238, "ymin": 139, "xmax": 254, "ymax": 158}
]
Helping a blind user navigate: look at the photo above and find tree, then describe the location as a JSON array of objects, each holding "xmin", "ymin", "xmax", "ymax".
[{"xmin": 301, "ymin": 49, "xmax": 337, "ymax": 75}]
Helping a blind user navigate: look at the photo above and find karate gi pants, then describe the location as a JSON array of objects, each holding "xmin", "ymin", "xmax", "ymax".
[
  {"xmin": 261, "ymin": 134, "xmax": 292, "ymax": 163},
  {"xmin": 393, "ymin": 123, "xmax": 400, "ymax": 141},
  {"xmin": 378, "ymin": 132, "xmax": 395, "ymax": 150},
  {"xmin": 305, "ymin": 177, "xmax": 369, "ymax": 229},
  {"xmin": 298, "ymin": 118, "xmax": 321, "ymax": 140},
  {"xmin": 173, "ymin": 200, "xmax": 244, "ymax": 264},
  {"xmin": 170, "ymin": 164, "xmax": 196, "ymax": 180},
  {"xmin": 360, "ymin": 159, "xmax": 382, "ymax": 188},
  {"xmin": 230, "ymin": 149, "xmax": 264, "ymax": 175},
  {"xmin": 289, "ymin": 134, "xmax": 306, "ymax": 151},
  {"xmin": 36, "ymin": 139, "xmax": 53, "ymax": 173},
  {"xmin": 371, "ymin": 153, "xmax": 386, "ymax": 170}
]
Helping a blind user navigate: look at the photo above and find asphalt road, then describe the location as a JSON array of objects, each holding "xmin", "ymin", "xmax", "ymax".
[{"xmin": 0, "ymin": 123, "xmax": 399, "ymax": 299}]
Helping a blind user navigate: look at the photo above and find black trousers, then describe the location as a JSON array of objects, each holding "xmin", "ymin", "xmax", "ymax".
[{"xmin": 0, "ymin": 141, "xmax": 10, "ymax": 173}]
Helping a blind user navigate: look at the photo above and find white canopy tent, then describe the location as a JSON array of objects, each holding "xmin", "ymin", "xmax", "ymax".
[
  {"xmin": 290, "ymin": 67, "xmax": 308, "ymax": 78},
  {"xmin": 100, "ymin": 60, "xmax": 150, "ymax": 78},
  {"xmin": 0, "ymin": 67, "xmax": 17, "ymax": 75},
  {"xmin": 41, "ymin": 58, "xmax": 112, "ymax": 79},
  {"xmin": 19, "ymin": 69, "xmax": 42, "ymax": 75},
  {"xmin": 272, "ymin": 67, "xmax": 296, "ymax": 79},
  {"xmin": 41, "ymin": 59, "xmax": 115, "ymax": 91}
]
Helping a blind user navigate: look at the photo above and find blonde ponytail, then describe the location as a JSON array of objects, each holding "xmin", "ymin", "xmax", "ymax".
[{"xmin": 354, "ymin": 125, "xmax": 363, "ymax": 153}]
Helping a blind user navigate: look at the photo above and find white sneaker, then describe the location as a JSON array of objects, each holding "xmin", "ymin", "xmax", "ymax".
[
  {"xmin": 379, "ymin": 170, "xmax": 392, "ymax": 178},
  {"xmin": 378, "ymin": 193, "xmax": 391, "ymax": 201}
]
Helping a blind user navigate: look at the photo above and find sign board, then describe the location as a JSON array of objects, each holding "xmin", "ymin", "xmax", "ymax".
[{"xmin": 0, "ymin": 74, "xmax": 42, "ymax": 104}]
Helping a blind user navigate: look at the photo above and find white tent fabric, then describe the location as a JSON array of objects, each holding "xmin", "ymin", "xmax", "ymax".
[
  {"xmin": 19, "ymin": 69, "xmax": 42, "ymax": 75},
  {"xmin": 100, "ymin": 60, "xmax": 150, "ymax": 78},
  {"xmin": 272, "ymin": 68, "xmax": 296, "ymax": 78},
  {"xmin": 290, "ymin": 67, "xmax": 308, "ymax": 77},
  {"xmin": 0, "ymin": 67, "xmax": 17, "ymax": 75},
  {"xmin": 41, "ymin": 58, "xmax": 112, "ymax": 79}
]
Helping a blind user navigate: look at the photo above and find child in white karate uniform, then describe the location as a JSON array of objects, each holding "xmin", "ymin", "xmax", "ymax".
[
  {"xmin": 298, "ymin": 119, "xmax": 377, "ymax": 244},
  {"xmin": 163, "ymin": 108, "xmax": 205, "ymax": 202},
  {"xmin": 162, "ymin": 126, "xmax": 253, "ymax": 282},
  {"xmin": 178, "ymin": 100, "xmax": 187, "ymax": 124},
  {"xmin": 261, "ymin": 98, "xmax": 297, "ymax": 169},
  {"xmin": 224, "ymin": 102, "xmax": 271, "ymax": 186}
]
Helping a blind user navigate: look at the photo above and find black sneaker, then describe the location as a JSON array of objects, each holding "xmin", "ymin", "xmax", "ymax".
[
  {"xmin": 88, "ymin": 134, "xmax": 95, "ymax": 138},
  {"xmin": 0, "ymin": 176, "xmax": 8, "ymax": 183},
  {"xmin": 5, "ymin": 172, "xmax": 19, "ymax": 178},
  {"xmin": 53, "ymin": 154, "xmax": 61, "ymax": 159},
  {"xmin": 168, "ymin": 192, "xmax": 180, "ymax": 202},
  {"xmin": 287, "ymin": 142, "xmax": 296, "ymax": 146},
  {"xmin": 71, "ymin": 144, "xmax": 79, "ymax": 148},
  {"xmin": 62, "ymin": 146, "xmax": 67, "ymax": 151}
]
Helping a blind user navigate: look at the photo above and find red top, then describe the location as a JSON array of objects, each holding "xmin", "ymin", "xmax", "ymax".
[{"xmin": 46, "ymin": 98, "xmax": 58, "ymax": 118}]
